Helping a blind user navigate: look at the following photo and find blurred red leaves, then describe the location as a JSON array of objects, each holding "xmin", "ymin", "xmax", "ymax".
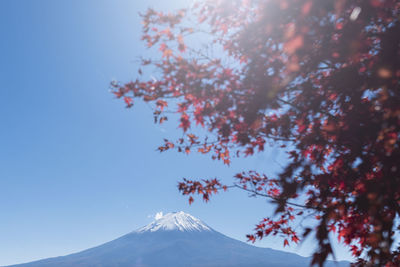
[
  {"xmin": 113, "ymin": 0, "xmax": 400, "ymax": 265},
  {"xmin": 123, "ymin": 96, "xmax": 133, "ymax": 108},
  {"xmin": 284, "ymin": 35, "xmax": 304, "ymax": 55},
  {"xmin": 284, "ymin": 239, "xmax": 289, "ymax": 247}
]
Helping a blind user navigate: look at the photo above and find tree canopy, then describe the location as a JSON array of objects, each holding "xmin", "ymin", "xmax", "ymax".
[{"xmin": 112, "ymin": 0, "xmax": 400, "ymax": 266}]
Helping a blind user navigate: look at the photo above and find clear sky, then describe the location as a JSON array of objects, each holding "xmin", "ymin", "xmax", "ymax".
[{"xmin": 0, "ymin": 0, "xmax": 352, "ymax": 265}]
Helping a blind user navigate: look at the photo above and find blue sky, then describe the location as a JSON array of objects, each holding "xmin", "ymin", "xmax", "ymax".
[{"xmin": 0, "ymin": 0, "xmax": 352, "ymax": 265}]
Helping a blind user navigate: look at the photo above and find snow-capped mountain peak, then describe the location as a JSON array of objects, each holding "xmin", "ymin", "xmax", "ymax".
[
  {"xmin": 136, "ymin": 211, "xmax": 212, "ymax": 232},
  {"xmin": 9, "ymin": 211, "xmax": 350, "ymax": 267}
]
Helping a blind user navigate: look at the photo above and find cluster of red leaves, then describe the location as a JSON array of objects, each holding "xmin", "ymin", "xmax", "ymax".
[
  {"xmin": 178, "ymin": 178, "xmax": 226, "ymax": 204},
  {"xmin": 247, "ymin": 213, "xmax": 300, "ymax": 246},
  {"xmin": 113, "ymin": 0, "xmax": 400, "ymax": 266},
  {"xmin": 234, "ymin": 172, "xmax": 301, "ymax": 247}
]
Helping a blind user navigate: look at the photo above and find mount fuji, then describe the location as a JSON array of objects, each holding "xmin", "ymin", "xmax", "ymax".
[{"xmin": 6, "ymin": 211, "xmax": 349, "ymax": 267}]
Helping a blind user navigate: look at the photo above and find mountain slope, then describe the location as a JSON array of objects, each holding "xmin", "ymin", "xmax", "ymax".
[{"xmin": 6, "ymin": 212, "xmax": 350, "ymax": 267}]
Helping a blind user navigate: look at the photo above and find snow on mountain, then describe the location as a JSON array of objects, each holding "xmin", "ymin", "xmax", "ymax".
[
  {"xmin": 5, "ymin": 211, "xmax": 350, "ymax": 267},
  {"xmin": 136, "ymin": 211, "xmax": 212, "ymax": 232}
]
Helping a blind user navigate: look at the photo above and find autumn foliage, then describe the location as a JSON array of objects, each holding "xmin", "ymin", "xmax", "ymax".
[{"xmin": 112, "ymin": 0, "xmax": 400, "ymax": 266}]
